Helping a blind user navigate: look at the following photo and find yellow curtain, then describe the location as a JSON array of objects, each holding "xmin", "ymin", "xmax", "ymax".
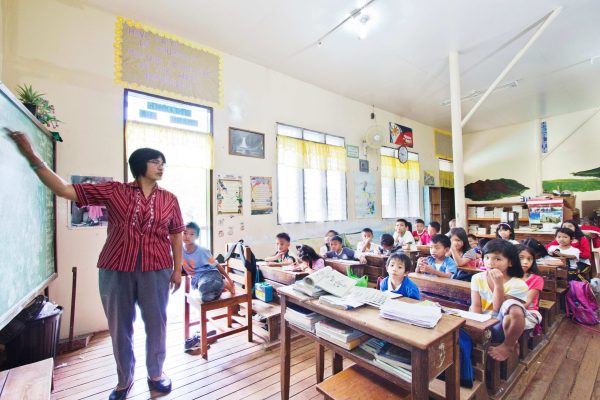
[
  {"xmin": 277, "ymin": 135, "xmax": 347, "ymax": 172},
  {"xmin": 126, "ymin": 120, "xmax": 213, "ymax": 170},
  {"xmin": 440, "ymin": 171, "xmax": 454, "ymax": 188},
  {"xmin": 380, "ymin": 156, "xmax": 420, "ymax": 180}
]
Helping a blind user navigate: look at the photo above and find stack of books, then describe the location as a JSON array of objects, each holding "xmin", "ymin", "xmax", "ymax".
[
  {"xmin": 315, "ymin": 319, "xmax": 369, "ymax": 350},
  {"xmin": 379, "ymin": 299, "xmax": 442, "ymax": 328},
  {"xmin": 284, "ymin": 303, "xmax": 325, "ymax": 332},
  {"xmin": 358, "ymin": 337, "xmax": 387, "ymax": 356},
  {"xmin": 373, "ymin": 343, "xmax": 412, "ymax": 380}
]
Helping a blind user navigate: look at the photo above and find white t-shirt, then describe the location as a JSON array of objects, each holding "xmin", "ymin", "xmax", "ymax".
[
  {"xmin": 547, "ymin": 245, "xmax": 580, "ymax": 269},
  {"xmin": 355, "ymin": 240, "xmax": 379, "ymax": 258},
  {"xmin": 393, "ymin": 231, "xmax": 415, "ymax": 246}
]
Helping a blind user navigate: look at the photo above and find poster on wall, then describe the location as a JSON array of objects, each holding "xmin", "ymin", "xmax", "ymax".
[
  {"xmin": 540, "ymin": 121, "xmax": 548, "ymax": 154},
  {"xmin": 250, "ymin": 176, "xmax": 273, "ymax": 215},
  {"xmin": 424, "ymin": 170, "xmax": 435, "ymax": 186},
  {"xmin": 389, "ymin": 122, "xmax": 414, "ymax": 148},
  {"xmin": 353, "ymin": 172, "xmax": 376, "ymax": 218},
  {"xmin": 68, "ymin": 175, "xmax": 113, "ymax": 228},
  {"xmin": 217, "ymin": 175, "xmax": 243, "ymax": 214}
]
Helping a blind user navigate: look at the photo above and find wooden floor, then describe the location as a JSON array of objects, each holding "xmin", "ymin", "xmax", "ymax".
[{"xmin": 52, "ymin": 317, "xmax": 600, "ymax": 400}]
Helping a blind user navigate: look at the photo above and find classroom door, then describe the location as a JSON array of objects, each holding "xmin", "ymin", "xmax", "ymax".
[{"xmin": 440, "ymin": 188, "xmax": 455, "ymax": 233}]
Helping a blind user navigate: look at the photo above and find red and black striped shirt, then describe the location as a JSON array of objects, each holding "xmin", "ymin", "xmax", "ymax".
[{"xmin": 73, "ymin": 181, "xmax": 185, "ymax": 272}]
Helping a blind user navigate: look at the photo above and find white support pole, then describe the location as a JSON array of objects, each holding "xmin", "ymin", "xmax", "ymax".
[
  {"xmin": 461, "ymin": 7, "xmax": 562, "ymax": 128},
  {"xmin": 534, "ymin": 119, "xmax": 543, "ymax": 195},
  {"xmin": 449, "ymin": 51, "xmax": 466, "ymax": 228}
]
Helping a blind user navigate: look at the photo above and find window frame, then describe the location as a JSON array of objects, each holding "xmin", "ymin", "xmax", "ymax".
[{"xmin": 380, "ymin": 146, "xmax": 421, "ymax": 219}]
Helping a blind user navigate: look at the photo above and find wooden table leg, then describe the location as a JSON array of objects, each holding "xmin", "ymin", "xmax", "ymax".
[
  {"xmin": 316, "ymin": 343, "xmax": 325, "ymax": 383},
  {"xmin": 280, "ymin": 295, "xmax": 291, "ymax": 400},
  {"xmin": 411, "ymin": 349, "xmax": 429, "ymax": 400},
  {"xmin": 332, "ymin": 352, "xmax": 343, "ymax": 374},
  {"xmin": 445, "ymin": 330, "xmax": 460, "ymax": 400}
]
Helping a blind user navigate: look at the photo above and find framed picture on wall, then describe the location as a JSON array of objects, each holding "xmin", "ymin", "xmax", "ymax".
[{"xmin": 229, "ymin": 127, "xmax": 265, "ymax": 158}]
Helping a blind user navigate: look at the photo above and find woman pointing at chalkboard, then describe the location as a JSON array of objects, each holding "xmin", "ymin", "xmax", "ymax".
[{"xmin": 7, "ymin": 129, "xmax": 183, "ymax": 400}]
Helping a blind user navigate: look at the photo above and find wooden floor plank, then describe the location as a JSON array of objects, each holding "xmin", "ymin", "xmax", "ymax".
[{"xmin": 568, "ymin": 334, "xmax": 600, "ymax": 400}]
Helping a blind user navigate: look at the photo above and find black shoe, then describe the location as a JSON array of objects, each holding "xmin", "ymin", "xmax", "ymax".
[
  {"xmin": 108, "ymin": 383, "xmax": 132, "ymax": 400},
  {"xmin": 147, "ymin": 375, "xmax": 172, "ymax": 393}
]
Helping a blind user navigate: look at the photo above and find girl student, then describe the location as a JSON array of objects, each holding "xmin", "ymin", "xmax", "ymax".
[
  {"xmin": 547, "ymin": 228, "xmax": 585, "ymax": 280},
  {"xmin": 521, "ymin": 238, "xmax": 564, "ymax": 267},
  {"xmin": 449, "ymin": 227, "xmax": 478, "ymax": 268},
  {"xmin": 496, "ymin": 223, "xmax": 519, "ymax": 245},
  {"xmin": 296, "ymin": 245, "xmax": 325, "ymax": 273},
  {"xmin": 319, "ymin": 229, "xmax": 339, "ymax": 256},
  {"xmin": 470, "ymin": 240, "xmax": 534, "ymax": 361},
  {"xmin": 545, "ymin": 220, "xmax": 591, "ymax": 274},
  {"xmin": 516, "ymin": 245, "xmax": 543, "ymax": 332}
]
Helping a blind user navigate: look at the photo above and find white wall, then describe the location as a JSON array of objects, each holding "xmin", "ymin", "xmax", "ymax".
[
  {"xmin": 464, "ymin": 107, "xmax": 600, "ymax": 211},
  {"xmin": 2, "ymin": 0, "xmax": 443, "ymax": 338}
]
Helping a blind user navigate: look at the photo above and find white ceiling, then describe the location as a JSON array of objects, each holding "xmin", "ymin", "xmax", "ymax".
[{"xmin": 83, "ymin": 0, "xmax": 600, "ymax": 132}]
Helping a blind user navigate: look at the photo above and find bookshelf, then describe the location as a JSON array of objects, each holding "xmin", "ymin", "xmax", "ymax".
[
  {"xmin": 427, "ymin": 187, "xmax": 454, "ymax": 233},
  {"xmin": 466, "ymin": 202, "xmax": 528, "ymax": 237}
]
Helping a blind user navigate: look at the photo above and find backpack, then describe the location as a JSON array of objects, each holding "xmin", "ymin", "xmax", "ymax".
[
  {"xmin": 565, "ymin": 280, "xmax": 599, "ymax": 326},
  {"xmin": 224, "ymin": 240, "xmax": 261, "ymax": 297}
]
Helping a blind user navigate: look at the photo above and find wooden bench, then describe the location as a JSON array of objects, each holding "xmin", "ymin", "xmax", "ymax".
[
  {"xmin": 0, "ymin": 358, "xmax": 53, "ymax": 399},
  {"xmin": 316, "ymin": 364, "xmax": 411, "ymax": 400}
]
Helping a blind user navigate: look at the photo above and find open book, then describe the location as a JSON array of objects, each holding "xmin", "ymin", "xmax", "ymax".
[{"xmin": 299, "ymin": 266, "xmax": 357, "ymax": 297}]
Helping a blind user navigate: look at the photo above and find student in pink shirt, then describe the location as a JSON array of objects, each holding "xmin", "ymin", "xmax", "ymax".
[
  {"xmin": 412, "ymin": 219, "xmax": 431, "ymax": 245},
  {"xmin": 516, "ymin": 245, "xmax": 543, "ymax": 331}
]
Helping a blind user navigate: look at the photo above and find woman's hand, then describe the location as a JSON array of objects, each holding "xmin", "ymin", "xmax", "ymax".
[
  {"xmin": 6, "ymin": 129, "xmax": 38, "ymax": 162},
  {"xmin": 170, "ymin": 269, "xmax": 182, "ymax": 294}
]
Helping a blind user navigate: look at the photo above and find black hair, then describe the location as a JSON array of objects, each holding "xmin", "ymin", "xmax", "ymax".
[
  {"xmin": 326, "ymin": 230, "xmax": 339, "ymax": 236},
  {"xmin": 406, "ymin": 221, "xmax": 413, "ymax": 232},
  {"xmin": 380, "ymin": 233, "xmax": 395, "ymax": 247},
  {"xmin": 482, "ymin": 239, "xmax": 524, "ymax": 278},
  {"xmin": 297, "ymin": 245, "xmax": 322, "ymax": 267},
  {"xmin": 429, "ymin": 221, "xmax": 441, "ymax": 233},
  {"xmin": 431, "ymin": 234, "xmax": 451, "ymax": 248},
  {"xmin": 415, "ymin": 219, "xmax": 425, "ymax": 225},
  {"xmin": 128, "ymin": 148, "xmax": 166, "ymax": 179},
  {"xmin": 450, "ymin": 227, "xmax": 471, "ymax": 252},
  {"xmin": 467, "ymin": 233, "xmax": 477, "ymax": 241},
  {"xmin": 185, "ymin": 222, "xmax": 200, "ymax": 236},
  {"xmin": 555, "ymin": 227, "xmax": 575, "ymax": 240},
  {"xmin": 478, "ymin": 237, "xmax": 492, "ymax": 250},
  {"xmin": 276, "ymin": 232, "xmax": 291, "ymax": 242},
  {"xmin": 330, "ymin": 235, "xmax": 344, "ymax": 244},
  {"xmin": 361, "ymin": 228, "xmax": 374, "ymax": 235},
  {"xmin": 562, "ymin": 220, "xmax": 584, "ymax": 240},
  {"xmin": 496, "ymin": 223, "xmax": 515, "ymax": 240},
  {"xmin": 396, "ymin": 218, "xmax": 408, "ymax": 226},
  {"xmin": 520, "ymin": 238, "xmax": 549, "ymax": 258},
  {"xmin": 515, "ymin": 244, "xmax": 540, "ymax": 275},
  {"xmin": 386, "ymin": 253, "xmax": 412, "ymax": 273}
]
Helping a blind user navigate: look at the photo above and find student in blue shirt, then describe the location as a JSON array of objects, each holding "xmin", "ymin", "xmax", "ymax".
[
  {"xmin": 325, "ymin": 235, "xmax": 355, "ymax": 260},
  {"xmin": 379, "ymin": 253, "xmax": 420, "ymax": 299},
  {"xmin": 415, "ymin": 234, "xmax": 458, "ymax": 278}
]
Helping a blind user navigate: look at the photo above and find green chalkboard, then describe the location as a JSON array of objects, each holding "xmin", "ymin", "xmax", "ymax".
[{"xmin": 0, "ymin": 83, "xmax": 56, "ymax": 330}]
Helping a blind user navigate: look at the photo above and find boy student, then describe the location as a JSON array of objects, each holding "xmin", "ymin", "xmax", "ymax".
[
  {"xmin": 265, "ymin": 232, "xmax": 296, "ymax": 264},
  {"xmin": 379, "ymin": 253, "xmax": 420, "ymax": 300},
  {"xmin": 325, "ymin": 235, "xmax": 356, "ymax": 260},
  {"xmin": 428, "ymin": 221, "xmax": 441, "ymax": 238},
  {"xmin": 355, "ymin": 228, "xmax": 378, "ymax": 259},
  {"xmin": 415, "ymin": 234, "xmax": 458, "ymax": 278},
  {"xmin": 412, "ymin": 219, "xmax": 431, "ymax": 245},
  {"xmin": 393, "ymin": 218, "xmax": 415, "ymax": 248},
  {"xmin": 376, "ymin": 233, "xmax": 403, "ymax": 257}
]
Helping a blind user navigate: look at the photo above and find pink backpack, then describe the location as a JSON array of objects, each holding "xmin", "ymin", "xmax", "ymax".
[{"xmin": 566, "ymin": 281, "xmax": 599, "ymax": 326}]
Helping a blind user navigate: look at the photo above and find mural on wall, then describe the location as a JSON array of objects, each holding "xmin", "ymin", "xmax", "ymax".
[
  {"xmin": 465, "ymin": 179, "xmax": 529, "ymax": 201},
  {"xmin": 542, "ymin": 166, "xmax": 600, "ymax": 193}
]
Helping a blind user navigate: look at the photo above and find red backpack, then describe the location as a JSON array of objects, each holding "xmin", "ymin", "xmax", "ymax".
[{"xmin": 566, "ymin": 280, "xmax": 599, "ymax": 326}]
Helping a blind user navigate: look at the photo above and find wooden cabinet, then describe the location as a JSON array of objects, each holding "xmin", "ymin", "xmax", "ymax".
[{"xmin": 428, "ymin": 187, "xmax": 454, "ymax": 233}]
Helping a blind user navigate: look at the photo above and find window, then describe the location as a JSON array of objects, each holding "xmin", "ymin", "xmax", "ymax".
[
  {"xmin": 380, "ymin": 147, "xmax": 421, "ymax": 218},
  {"xmin": 277, "ymin": 123, "xmax": 347, "ymax": 224},
  {"xmin": 125, "ymin": 90, "xmax": 213, "ymax": 248},
  {"xmin": 439, "ymin": 159, "xmax": 454, "ymax": 188}
]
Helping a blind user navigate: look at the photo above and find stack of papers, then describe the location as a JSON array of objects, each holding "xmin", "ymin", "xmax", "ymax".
[
  {"xmin": 443, "ymin": 308, "xmax": 492, "ymax": 322},
  {"xmin": 379, "ymin": 299, "xmax": 442, "ymax": 328}
]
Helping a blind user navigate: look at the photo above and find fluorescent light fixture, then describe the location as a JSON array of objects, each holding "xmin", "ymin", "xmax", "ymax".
[{"xmin": 440, "ymin": 80, "xmax": 519, "ymax": 106}]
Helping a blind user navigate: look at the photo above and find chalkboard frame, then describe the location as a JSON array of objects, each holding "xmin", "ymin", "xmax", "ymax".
[{"xmin": 0, "ymin": 82, "xmax": 57, "ymax": 330}]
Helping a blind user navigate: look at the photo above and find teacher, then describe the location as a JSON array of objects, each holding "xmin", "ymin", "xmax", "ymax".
[{"xmin": 8, "ymin": 130, "xmax": 183, "ymax": 400}]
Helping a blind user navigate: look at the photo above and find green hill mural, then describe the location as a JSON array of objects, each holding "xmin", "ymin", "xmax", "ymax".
[
  {"xmin": 465, "ymin": 179, "xmax": 529, "ymax": 201},
  {"xmin": 572, "ymin": 166, "xmax": 600, "ymax": 178},
  {"xmin": 542, "ymin": 165, "xmax": 600, "ymax": 193}
]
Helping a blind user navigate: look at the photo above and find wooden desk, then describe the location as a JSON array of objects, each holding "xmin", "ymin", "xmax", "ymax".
[
  {"xmin": 278, "ymin": 286, "xmax": 464, "ymax": 400},
  {"xmin": 324, "ymin": 259, "xmax": 366, "ymax": 277},
  {"xmin": 457, "ymin": 265, "xmax": 482, "ymax": 275},
  {"xmin": 257, "ymin": 262, "xmax": 308, "ymax": 286}
]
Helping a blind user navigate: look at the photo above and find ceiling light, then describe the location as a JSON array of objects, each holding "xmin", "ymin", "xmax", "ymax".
[
  {"xmin": 357, "ymin": 14, "xmax": 370, "ymax": 39},
  {"xmin": 440, "ymin": 80, "xmax": 520, "ymax": 106}
]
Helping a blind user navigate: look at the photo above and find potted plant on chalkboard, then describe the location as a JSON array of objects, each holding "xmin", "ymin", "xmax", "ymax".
[{"xmin": 16, "ymin": 84, "xmax": 44, "ymax": 116}]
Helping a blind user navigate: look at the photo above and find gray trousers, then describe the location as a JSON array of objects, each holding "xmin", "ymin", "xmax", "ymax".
[{"xmin": 99, "ymin": 258, "xmax": 172, "ymax": 388}]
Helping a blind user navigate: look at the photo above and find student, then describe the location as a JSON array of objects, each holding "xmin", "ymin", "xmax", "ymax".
[
  {"xmin": 547, "ymin": 228, "xmax": 582, "ymax": 280},
  {"xmin": 183, "ymin": 222, "xmax": 235, "ymax": 302},
  {"xmin": 377, "ymin": 233, "xmax": 403, "ymax": 257},
  {"xmin": 470, "ymin": 239, "xmax": 529, "ymax": 361},
  {"xmin": 446, "ymin": 219, "xmax": 457, "ymax": 237},
  {"xmin": 496, "ymin": 223, "xmax": 519, "ymax": 244},
  {"xmin": 545, "ymin": 220, "xmax": 591, "ymax": 272},
  {"xmin": 468, "ymin": 234, "xmax": 482, "ymax": 259},
  {"xmin": 521, "ymin": 238, "xmax": 563, "ymax": 266},
  {"xmin": 355, "ymin": 228, "xmax": 379, "ymax": 259},
  {"xmin": 428, "ymin": 221, "xmax": 441, "ymax": 238},
  {"xmin": 415, "ymin": 234, "xmax": 458, "ymax": 278},
  {"xmin": 379, "ymin": 253, "xmax": 420, "ymax": 300},
  {"xmin": 412, "ymin": 219, "xmax": 431, "ymax": 245},
  {"xmin": 296, "ymin": 245, "xmax": 325, "ymax": 273},
  {"xmin": 319, "ymin": 229, "xmax": 339, "ymax": 256},
  {"xmin": 325, "ymin": 235, "xmax": 355, "ymax": 260},
  {"xmin": 516, "ymin": 245, "xmax": 543, "ymax": 331},
  {"xmin": 393, "ymin": 218, "xmax": 415, "ymax": 248},
  {"xmin": 449, "ymin": 227, "xmax": 478, "ymax": 268},
  {"xmin": 264, "ymin": 232, "xmax": 296, "ymax": 264}
]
